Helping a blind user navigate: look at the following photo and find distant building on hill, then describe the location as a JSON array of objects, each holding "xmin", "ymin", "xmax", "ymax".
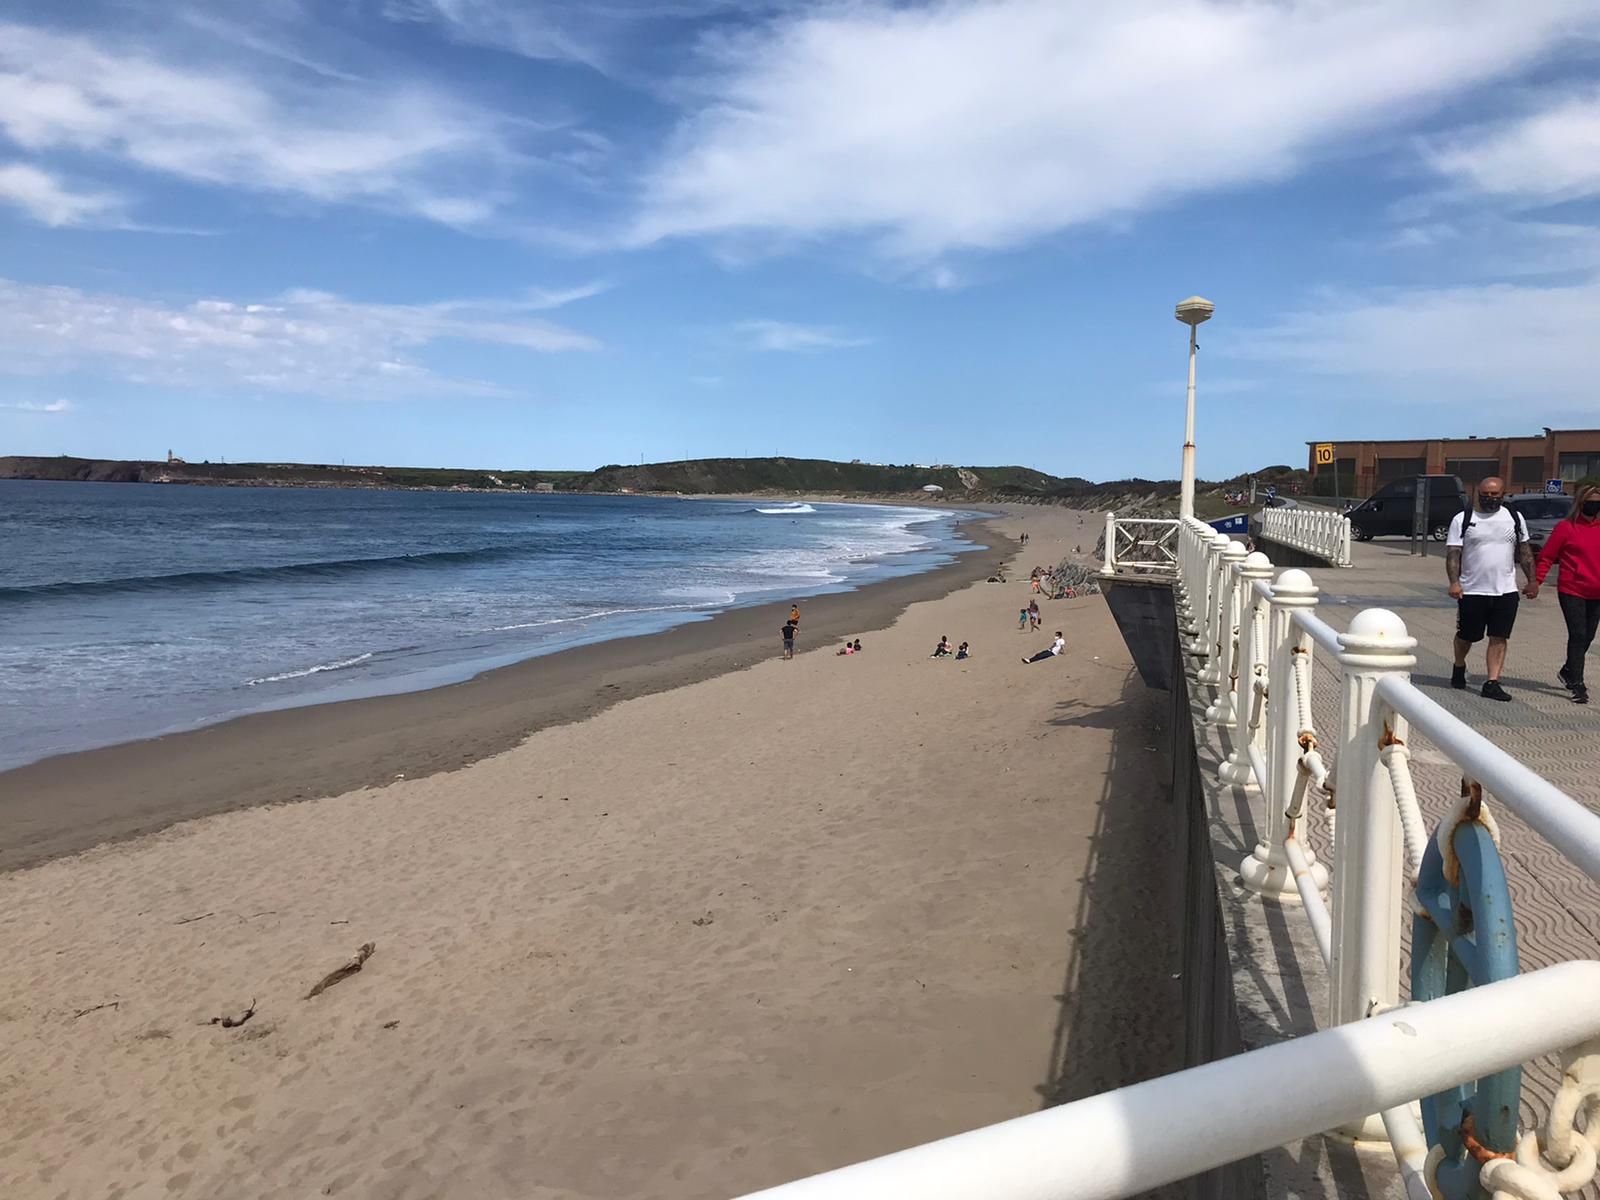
[
  {"xmin": 533, "ymin": 482, "xmax": 555, "ymax": 493},
  {"xmin": 166, "ymin": 449, "xmax": 185, "ymax": 464}
]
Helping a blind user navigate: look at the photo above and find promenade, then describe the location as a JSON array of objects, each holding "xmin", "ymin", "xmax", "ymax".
[{"xmin": 1297, "ymin": 539, "xmax": 1600, "ymax": 1161}]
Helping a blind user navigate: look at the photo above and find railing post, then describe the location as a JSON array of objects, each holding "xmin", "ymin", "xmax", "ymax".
[
  {"xmin": 1177, "ymin": 524, "xmax": 1202, "ymax": 643},
  {"xmin": 1330, "ymin": 609, "xmax": 1417, "ymax": 1139},
  {"xmin": 1340, "ymin": 518, "xmax": 1353, "ymax": 568},
  {"xmin": 1196, "ymin": 533, "xmax": 1234, "ymax": 681},
  {"xmin": 1102, "ymin": 512, "xmax": 1115, "ymax": 574},
  {"xmin": 1240, "ymin": 568, "xmax": 1323, "ymax": 898},
  {"xmin": 1204, "ymin": 541, "xmax": 1249, "ymax": 724},
  {"xmin": 1218, "ymin": 552, "xmax": 1273, "ymax": 784}
]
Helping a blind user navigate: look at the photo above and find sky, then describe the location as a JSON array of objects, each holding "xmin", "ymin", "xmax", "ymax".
[{"xmin": 2, "ymin": 0, "xmax": 1599, "ymax": 481}]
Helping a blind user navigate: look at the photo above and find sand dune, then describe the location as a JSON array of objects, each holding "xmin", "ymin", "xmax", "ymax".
[{"xmin": 0, "ymin": 506, "xmax": 1180, "ymax": 1199}]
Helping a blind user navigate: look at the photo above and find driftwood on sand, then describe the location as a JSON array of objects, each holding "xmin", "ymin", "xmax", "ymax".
[{"xmin": 305, "ymin": 942, "xmax": 376, "ymax": 1000}]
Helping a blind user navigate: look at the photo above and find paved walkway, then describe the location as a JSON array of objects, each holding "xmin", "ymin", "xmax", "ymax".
[{"xmin": 1294, "ymin": 539, "xmax": 1600, "ymax": 1166}]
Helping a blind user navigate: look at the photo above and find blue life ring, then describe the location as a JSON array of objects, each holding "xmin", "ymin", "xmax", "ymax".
[{"xmin": 1412, "ymin": 819, "xmax": 1521, "ymax": 1199}]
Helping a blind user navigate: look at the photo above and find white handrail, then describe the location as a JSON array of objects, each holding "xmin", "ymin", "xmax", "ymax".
[
  {"xmin": 1101, "ymin": 510, "xmax": 1600, "ymax": 1187},
  {"xmin": 1374, "ymin": 675, "xmax": 1600, "ymax": 881},
  {"xmin": 737, "ymin": 963, "xmax": 1600, "ymax": 1200},
  {"xmin": 1260, "ymin": 506, "xmax": 1354, "ymax": 567}
]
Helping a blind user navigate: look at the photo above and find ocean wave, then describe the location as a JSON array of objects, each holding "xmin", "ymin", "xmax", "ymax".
[
  {"xmin": 246, "ymin": 652, "xmax": 373, "ymax": 686},
  {"xmin": 0, "ymin": 541, "xmax": 551, "ymax": 601},
  {"xmin": 485, "ymin": 601, "xmax": 714, "ymax": 633},
  {"xmin": 751, "ymin": 503, "xmax": 817, "ymax": 514}
]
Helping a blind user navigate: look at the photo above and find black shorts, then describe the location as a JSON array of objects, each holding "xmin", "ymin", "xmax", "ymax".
[{"xmin": 1457, "ymin": 592, "xmax": 1519, "ymax": 643}]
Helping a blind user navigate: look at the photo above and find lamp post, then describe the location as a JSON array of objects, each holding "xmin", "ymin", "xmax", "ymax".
[{"xmin": 1175, "ymin": 295, "xmax": 1215, "ymax": 520}]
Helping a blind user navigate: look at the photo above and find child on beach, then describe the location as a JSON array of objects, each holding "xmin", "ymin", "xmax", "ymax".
[
  {"xmin": 781, "ymin": 621, "xmax": 797, "ymax": 660},
  {"xmin": 789, "ymin": 604, "xmax": 801, "ymax": 627},
  {"xmin": 836, "ymin": 641, "xmax": 855, "ymax": 656},
  {"xmin": 1028, "ymin": 600, "xmax": 1041, "ymax": 630},
  {"xmin": 1018, "ymin": 607, "xmax": 1029, "ymax": 630},
  {"xmin": 956, "ymin": 641, "xmax": 971, "ymax": 660},
  {"xmin": 852, "ymin": 638, "xmax": 862, "ymax": 653}
]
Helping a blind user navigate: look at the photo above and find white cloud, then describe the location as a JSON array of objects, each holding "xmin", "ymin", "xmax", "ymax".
[
  {"xmin": 0, "ymin": 278, "xmax": 601, "ymax": 399},
  {"xmin": 632, "ymin": 0, "xmax": 1600, "ymax": 261},
  {"xmin": 1238, "ymin": 277, "xmax": 1600, "ymax": 405},
  {"xmin": 0, "ymin": 21, "xmax": 527, "ymax": 228},
  {"xmin": 1, "ymin": 398, "xmax": 75, "ymax": 413},
  {"xmin": 735, "ymin": 319, "xmax": 869, "ymax": 352},
  {"xmin": 1426, "ymin": 90, "xmax": 1600, "ymax": 204},
  {"xmin": 0, "ymin": 163, "xmax": 119, "ymax": 227}
]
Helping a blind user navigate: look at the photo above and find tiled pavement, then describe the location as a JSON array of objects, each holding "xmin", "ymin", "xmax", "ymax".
[{"xmin": 1292, "ymin": 539, "xmax": 1600, "ymax": 1165}]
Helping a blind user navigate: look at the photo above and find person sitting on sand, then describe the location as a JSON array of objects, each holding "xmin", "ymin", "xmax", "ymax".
[
  {"xmin": 931, "ymin": 636, "xmax": 953, "ymax": 658},
  {"xmin": 836, "ymin": 641, "xmax": 854, "ymax": 656},
  {"xmin": 852, "ymin": 638, "xmax": 862, "ymax": 653},
  {"xmin": 781, "ymin": 621, "xmax": 797, "ymax": 660},
  {"xmin": 955, "ymin": 641, "xmax": 971, "ymax": 660},
  {"xmin": 1022, "ymin": 632, "xmax": 1065, "ymax": 664}
]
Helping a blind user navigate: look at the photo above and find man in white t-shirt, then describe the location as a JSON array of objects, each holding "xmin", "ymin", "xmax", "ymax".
[
  {"xmin": 1021, "ymin": 631, "xmax": 1066, "ymax": 664},
  {"xmin": 1446, "ymin": 476, "xmax": 1535, "ymax": 702}
]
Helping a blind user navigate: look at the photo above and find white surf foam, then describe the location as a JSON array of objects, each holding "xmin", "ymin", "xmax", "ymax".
[{"xmin": 246, "ymin": 652, "xmax": 374, "ymax": 686}]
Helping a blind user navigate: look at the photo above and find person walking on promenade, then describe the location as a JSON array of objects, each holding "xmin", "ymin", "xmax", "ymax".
[
  {"xmin": 1446, "ymin": 476, "xmax": 1534, "ymax": 702},
  {"xmin": 1022, "ymin": 632, "xmax": 1065, "ymax": 664},
  {"xmin": 1526, "ymin": 482, "xmax": 1600, "ymax": 705},
  {"xmin": 781, "ymin": 620, "xmax": 797, "ymax": 660}
]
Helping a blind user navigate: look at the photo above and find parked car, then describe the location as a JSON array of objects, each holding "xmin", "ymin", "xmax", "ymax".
[
  {"xmin": 1347, "ymin": 474, "xmax": 1469, "ymax": 542},
  {"xmin": 1506, "ymin": 492, "xmax": 1572, "ymax": 551}
]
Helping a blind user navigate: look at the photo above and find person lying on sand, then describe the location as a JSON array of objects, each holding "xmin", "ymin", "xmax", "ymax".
[
  {"xmin": 836, "ymin": 641, "xmax": 855, "ymax": 656},
  {"xmin": 931, "ymin": 636, "xmax": 954, "ymax": 658},
  {"xmin": 1022, "ymin": 632, "xmax": 1065, "ymax": 664}
]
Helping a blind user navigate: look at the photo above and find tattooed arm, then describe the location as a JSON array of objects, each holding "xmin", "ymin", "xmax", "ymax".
[{"xmin": 1446, "ymin": 546, "xmax": 1463, "ymax": 599}]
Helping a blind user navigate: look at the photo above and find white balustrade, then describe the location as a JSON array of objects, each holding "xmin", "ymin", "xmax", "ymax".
[
  {"xmin": 1260, "ymin": 504, "xmax": 1354, "ymax": 567},
  {"xmin": 1058, "ymin": 512, "xmax": 1600, "ymax": 1197}
]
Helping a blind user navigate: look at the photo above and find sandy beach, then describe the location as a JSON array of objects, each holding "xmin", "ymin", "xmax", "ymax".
[{"xmin": 0, "ymin": 504, "xmax": 1180, "ymax": 1199}]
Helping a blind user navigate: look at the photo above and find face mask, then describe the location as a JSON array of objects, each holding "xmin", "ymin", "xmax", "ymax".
[
  {"xmin": 1480, "ymin": 496, "xmax": 1502, "ymax": 511},
  {"xmin": 1583, "ymin": 501, "xmax": 1600, "ymax": 518}
]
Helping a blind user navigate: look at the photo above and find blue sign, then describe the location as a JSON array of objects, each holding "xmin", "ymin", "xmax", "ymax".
[
  {"xmin": 1264, "ymin": 485, "xmax": 1278, "ymax": 499},
  {"xmin": 1546, "ymin": 478, "xmax": 1565, "ymax": 495},
  {"xmin": 1209, "ymin": 514, "xmax": 1248, "ymax": 534}
]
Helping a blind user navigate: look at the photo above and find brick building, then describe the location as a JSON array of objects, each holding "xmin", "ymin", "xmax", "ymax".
[{"xmin": 1307, "ymin": 428, "xmax": 1600, "ymax": 497}]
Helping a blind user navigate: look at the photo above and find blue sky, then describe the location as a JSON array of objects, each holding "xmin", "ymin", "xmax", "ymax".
[{"xmin": 2, "ymin": 0, "xmax": 1599, "ymax": 480}]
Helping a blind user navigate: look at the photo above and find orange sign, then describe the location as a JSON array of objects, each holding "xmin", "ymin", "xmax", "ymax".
[{"xmin": 1314, "ymin": 443, "xmax": 1335, "ymax": 466}]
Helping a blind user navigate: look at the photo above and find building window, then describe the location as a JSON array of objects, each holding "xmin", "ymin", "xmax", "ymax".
[
  {"xmin": 1512, "ymin": 456, "xmax": 1544, "ymax": 486},
  {"xmin": 1445, "ymin": 458, "xmax": 1501, "ymax": 484},
  {"xmin": 1377, "ymin": 456, "xmax": 1425, "ymax": 482},
  {"xmin": 1559, "ymin": 452, "xmax": 1600, "ymax": 482}
]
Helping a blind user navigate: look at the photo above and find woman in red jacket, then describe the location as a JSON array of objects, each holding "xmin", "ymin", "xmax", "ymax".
[{"xmin": 1528, "ymin": 483, "xmax": 1600, "ymax": 704}]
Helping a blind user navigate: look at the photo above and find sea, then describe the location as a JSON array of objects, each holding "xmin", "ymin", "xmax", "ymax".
[{"xmin": 0, "ymin": 481, "xmax": 981, "ymax": 771}]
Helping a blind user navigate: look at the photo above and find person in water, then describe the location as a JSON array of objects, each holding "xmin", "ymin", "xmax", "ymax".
[{"xmin": 1022, "ymin": 632, "xmax": 1065, "ymax": 664}]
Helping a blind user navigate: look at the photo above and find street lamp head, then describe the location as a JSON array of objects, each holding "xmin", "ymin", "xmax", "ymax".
[{"xmin": 1175, "ymin": 295, "xmax": 1215, "ymax": 326}]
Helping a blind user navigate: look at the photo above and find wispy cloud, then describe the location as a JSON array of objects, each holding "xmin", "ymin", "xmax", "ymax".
[
  {"xmin": 1426, "ymin": 90, "xmax": 1600, "ymax": 205},
  {"xmin": 0, "ymin": 162, "xmax": 120, "ymax": 227},
  {"xmin": 0, "ymin": 278, "xmax": 602, "ymax": 399},
  {"xmin": 1, "ymin": 398, "xmax": 75, "ymax": 413},
  {"xmin": 1238, "ymin": 276, "xmax": 1600, "ymax": 406},
  {"xmin": 0, "ymin": 20, "xmax": 542, "ymax": 230},
  {"xmin": 735, "ymin": 319, "xmax": 869, "ymax": 352},
  {"xmin": 632, "ymin": 0, "xmax": 1600, "ymax": 263}
]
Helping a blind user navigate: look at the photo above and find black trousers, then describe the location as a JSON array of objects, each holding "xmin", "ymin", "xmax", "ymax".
[{"xmin": 1559, "ymin": 593, "xmax": 1600, "ymax": 685}]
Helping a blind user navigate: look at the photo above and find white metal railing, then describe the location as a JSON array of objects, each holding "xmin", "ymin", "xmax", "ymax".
[
  {"xmin": 1167, "ymin": 512, "xmax": 1600, "ymax": 1198},
  {"xmin": 1260, "ymin": 504, "xmax": 1354, "ymax": 567},
  {"xmin": 739, "ymin": 516, "xmax": 1600, "ymax": 1200},
  {"xmin": 1099, "ymin": 512, "xmax": 1179, "ymax": 575}
]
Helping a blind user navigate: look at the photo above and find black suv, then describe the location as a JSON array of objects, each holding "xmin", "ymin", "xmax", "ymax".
[{"xmin": 1347, "ymin": 475, "xmax": 1469, "ymax": 542}]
